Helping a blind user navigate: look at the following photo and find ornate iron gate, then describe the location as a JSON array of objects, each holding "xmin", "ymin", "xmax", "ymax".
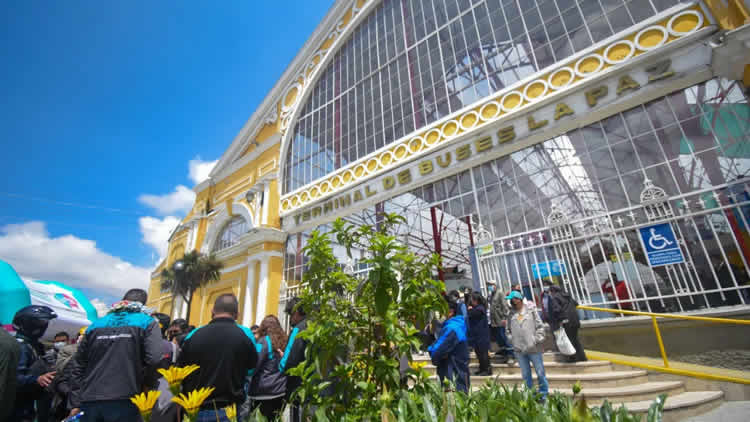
[{"xmin": 475, "ymin": 178, "xmax": 750, "ymax": 317}]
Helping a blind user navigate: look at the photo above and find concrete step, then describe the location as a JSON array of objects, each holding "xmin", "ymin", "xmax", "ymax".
[
  {"xmin": 552, "ymin": 381, "xmax": 686, "ymax": 406},
  {"xmin": 414, "ymin": 352, "xmax": 564, "ymax": 365},
  {"xmin": 464, "ymin": 370, "xmax": 650, "ymax": 389},
  {"xmin": 616, "ymin": 391, "xmax": 724, "ymax": 422},
  {"xmin": 421, "ymin": 360, "xmax": 613, "ymax": 376}
]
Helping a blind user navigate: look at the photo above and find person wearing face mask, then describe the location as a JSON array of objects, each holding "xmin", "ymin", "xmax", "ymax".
[
  {"xmin": 488, "ymin": 281, "xmax": 512, "ymax": 363},
  {"xmin": 506, "ymin": 291, "xmax": 548, "ymax": 401},
  {"xmin": 50, "ymin": 331, "xmax": 83, "ymax": 421},
  {"xmin": 10, "ymin": 305, "xmax": 58, "ymax": 422}
]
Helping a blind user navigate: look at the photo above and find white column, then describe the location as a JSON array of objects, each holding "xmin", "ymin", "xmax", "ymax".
[
  {"xmin": 262, "ymin": 182, "xmax": 270, "ymax": 226},
  {"xmin": 255, "ymin": 256, "xmax": 270, "ymax": 323},
  {"xmin": 242, "ymin": 259, "xmax": 256, "ymax": 327},
  {"xmin": 180, "ymin": 297, "xmax": 188, "ymax": 319},
  {"xmin": 187, "ymin": 221, "xmax": 197, "ymax": 251},
  {"xmin": 172, "ymin": 296, "xmax": 181, "ymax": 319}
]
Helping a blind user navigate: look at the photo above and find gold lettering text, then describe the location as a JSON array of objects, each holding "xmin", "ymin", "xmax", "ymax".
[
  {"xmin": 302, "ymin": 211, "xmax": 311, "ymax": 221},
  {"xmin": 383, "ymin": 176, "xmax": 396, "ymax": 190},
  {"xmin": 419, "ymin": 160, "xmax": 434, "ymax": 176},
  {"xmin": 616, "ymin": 75, "xmax": 641, "ymax": 96},
  {"xmin": 527, "ymin": 115, "xmax": 548, "ymax": 130},
  {"xmin": 497, "ymin": 126, "xmax": 515, "ymax": 144},
  {"xmin": 311, "ymin": 207, "xmax": 321, "ymax": 218},
  {"xmin": 436, "ymin": 153, "xmax": 452, "ymax": 168},
  {"xmin": 324, "ymin": 201, "xmax": 333, "ymax": 213},
  {"xmin": 476, "ymin": 137, "xmax": 493, "ymax": 153},
  {"xmin": 456, "ymin": 145, "xmax": 472, "ymax": 161},
  {"xmin": 339, "ymin": 195, "xmax": 351, "ymax": 207},
  {"xmin": 365, "ymin": 185, "xmax": 378, "ymax": 197},
  {"xmin": 586, "ymin": 86, "xmax": 608, "ymax": 107},
  {"xmin": 353, "ymin": 190, "xmax": 364, "ymax": 202},
  {"xmin": 554, "ymin": 103, "xmax": 575, "ymax": 120},
  {"xmin": 397, "ymin": 170, "xmax": 412, "ymax": 185}
]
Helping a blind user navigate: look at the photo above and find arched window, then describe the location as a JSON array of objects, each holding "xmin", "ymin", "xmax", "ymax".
[
  {"xmin": 282, "ymin": 0, "xmax": 683, "ymax": 194},
  {"xmin": 213, "ymin": 216, "xmax": 248, "ymax": 252}
]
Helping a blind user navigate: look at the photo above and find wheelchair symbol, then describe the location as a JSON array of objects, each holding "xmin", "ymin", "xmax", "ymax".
[{"xmin": 648, "ymin": 228, "xmax": 674, "ymax": 250}]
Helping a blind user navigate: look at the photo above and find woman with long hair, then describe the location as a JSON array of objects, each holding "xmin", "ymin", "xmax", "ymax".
[{"xmin": 248, "ymin": 315, "xmax": 288, "ymax": 420}]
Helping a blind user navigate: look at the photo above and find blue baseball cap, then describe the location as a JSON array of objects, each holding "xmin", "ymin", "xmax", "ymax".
[{"xmin": 506, "ymin": 291, "xmax": 524, "ymax": 301}]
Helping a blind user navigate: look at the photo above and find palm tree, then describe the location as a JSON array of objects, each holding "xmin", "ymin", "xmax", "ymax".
[{"xmin": 160, "ymin": 250, "xmax": 223, "ymax": 323}]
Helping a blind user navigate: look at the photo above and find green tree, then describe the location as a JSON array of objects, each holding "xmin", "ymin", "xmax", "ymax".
[
  {"xmin": 289, "ymin": 213, "xmax": 447, "ymax": 420},
  {"xmin": 160, "ymin": 250, "xmax": 223, "ymax": 323}
]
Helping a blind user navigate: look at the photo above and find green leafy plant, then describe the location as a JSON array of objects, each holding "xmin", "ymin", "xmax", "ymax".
[
  {"xmin": 285, "ymin": 213, "xmax": 667, "ymax": 422},
  {"xmin": 288, "ymin": 214, "xmax": 447, "ymax": 420}
]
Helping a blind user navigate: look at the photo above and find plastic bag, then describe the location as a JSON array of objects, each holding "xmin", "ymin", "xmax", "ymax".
[{"xmin": 554, "ymin": 328, "xmax": 576, "ymax": 356}]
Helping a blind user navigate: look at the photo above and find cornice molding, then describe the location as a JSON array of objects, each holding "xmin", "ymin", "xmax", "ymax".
[
  {"xmin": 205, "ymin": 0, "xmax": 355, "ymax": 185},
  {"xmin": 213, "ymin": 227, "xmax": 288, "ymax": 261}
]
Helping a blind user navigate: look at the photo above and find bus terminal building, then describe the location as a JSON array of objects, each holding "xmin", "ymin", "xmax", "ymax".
[{"xmin": 147, "ymin": 0, "xmax": 750, "ymax": 331}]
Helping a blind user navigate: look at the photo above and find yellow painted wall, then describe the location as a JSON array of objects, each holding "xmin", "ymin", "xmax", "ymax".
[
  {"xmin": 705, "ymin": 0, "xmax": 750, "ymax": 29},
  {"xmin": 264, "ymin": 256, "xmax": 284, "ymax": 323}
]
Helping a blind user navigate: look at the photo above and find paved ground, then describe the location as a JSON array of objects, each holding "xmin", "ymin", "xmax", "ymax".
[{"xmin": 682, "ymin": 401, "xmax": 750, "ymax": 422}]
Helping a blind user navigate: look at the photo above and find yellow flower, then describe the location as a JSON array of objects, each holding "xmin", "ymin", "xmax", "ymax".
[
  {"xmin": 157, "ymin": 365, "xmax": 199, "ymax": 395},
  {"xmin": 408, "ymin": 361, "xmax": 428, "ymax": 371},
  {"xmin": 130, "ymin": 390, "xmax": 161, "ymax": 422},
  {"xmin": 171, "ymin": 387, "xmax": 215, "ymax": 416},
  {"xmin": 224, "ymin": 403, "xmax": 237, "ymax": 422}
]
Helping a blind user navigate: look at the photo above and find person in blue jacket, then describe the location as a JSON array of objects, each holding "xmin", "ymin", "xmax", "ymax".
[
  {"xmin": 467, "ymin": 291, "xmax": 492, "ymax": 376},
  {"xmin": 427, "ymin": 300, "xmax": 469, "ymax": 393}
]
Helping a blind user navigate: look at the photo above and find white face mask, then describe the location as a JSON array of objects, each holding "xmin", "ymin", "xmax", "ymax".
[{"xmin": 54, "ymin": 342, "xmax": 66, "ymax": 350}]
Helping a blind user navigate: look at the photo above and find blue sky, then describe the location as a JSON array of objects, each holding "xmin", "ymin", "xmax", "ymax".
[{"xmin": 0, "ymin": 1, "xmax": 333, "ymax": 306}]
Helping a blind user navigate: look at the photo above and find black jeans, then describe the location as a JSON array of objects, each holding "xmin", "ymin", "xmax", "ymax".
[
  {"xmin": 251, "ymin": 397, "xmax": 285, "ymax": 421},
  {"xmin": 563, "ymin": 321, "xmax": 587, "ymax": 362},
  {"xmin": 474, "ymin": 345, "xmax": 492, "ymax": 374}
]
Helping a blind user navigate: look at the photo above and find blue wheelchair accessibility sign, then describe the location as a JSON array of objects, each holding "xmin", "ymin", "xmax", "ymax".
[{"xmin": 639, "ymin": 223, "xmax": 684, "ymax": 267}]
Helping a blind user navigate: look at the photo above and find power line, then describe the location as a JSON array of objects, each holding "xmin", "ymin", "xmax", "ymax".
[
  {"xmin": 0, "ymin": 191, "xmax": 147, "ymax": 216},
  {"xmin": 0, "ymin": 215, "xmax": 131, "ymax": 231}
]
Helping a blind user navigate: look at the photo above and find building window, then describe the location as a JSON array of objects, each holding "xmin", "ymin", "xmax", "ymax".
[
  {"xmin": 283, "ymin": 0, "xmax": 683, "ymax": 194},
  {"xmin": 213, "ymin": 216, "xmax": 248, "ymax": 252}
]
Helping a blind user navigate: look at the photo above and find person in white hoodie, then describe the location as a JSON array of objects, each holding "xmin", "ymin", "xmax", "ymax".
[{"xmin": 506, "ymin": 291, "xmax": 548, "ymax": 400}]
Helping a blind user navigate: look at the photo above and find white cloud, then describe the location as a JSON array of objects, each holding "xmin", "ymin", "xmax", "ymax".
[
  {"xmin": 0, "ymin": 222, "xmax": 151, "ymax": 299},
  {"xmin": 138, "ymin": 185, "xmax": 195, "ymax": 216},
  {"xmin": 89, "ymin": 298, "xmax": 110, "ymax": 317},
  {"xmin": 189, "ymin": 157, "xmax": 218, "ymax": 185},
  {"xmin": 138, "ymin": 216, "xmax": 181, "ymax": 260}
]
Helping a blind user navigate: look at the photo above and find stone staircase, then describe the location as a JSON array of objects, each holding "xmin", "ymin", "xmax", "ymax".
[{"xmin": 414, "ymin": 352, "xmax": 724, "ymax": 421}]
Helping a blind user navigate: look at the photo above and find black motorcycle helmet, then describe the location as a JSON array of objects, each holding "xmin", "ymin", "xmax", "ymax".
[{"xmin": 12, "ymin": 305, "xmax": 57, "ymax": 340}]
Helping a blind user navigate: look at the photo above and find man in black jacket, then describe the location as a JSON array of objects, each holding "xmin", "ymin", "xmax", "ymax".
[
  {"xmin": 69, "ymin": 288, "xmax": 162, "ymax": 421},
  {"xmin": 10, "ymin": 305, "xmax": 58, "ymax": 422},
  {"xmin": 547, "ymin": 285, "xmax": 587, "ymax": 363},
  {"xmin": 280, "ymin": 298, "xmax": 308, "ymax": 422},
  {"xmin": 178, "ymin": 294, "xmax": 258, "ymax": 422}
]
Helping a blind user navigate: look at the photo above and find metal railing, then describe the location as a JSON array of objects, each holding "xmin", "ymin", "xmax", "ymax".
[{"xmin": 578, "ymin": 304, "xmax": 750, "ymax": 385}]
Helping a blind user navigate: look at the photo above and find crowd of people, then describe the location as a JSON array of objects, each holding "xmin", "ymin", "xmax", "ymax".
[
  {"xmin": 0, "ymin": 279, "xmax": 587, "ymax": 421},
  {"xmin": 0, "ymin": 289, "xmax": 309, "ymax": 422},
  {"xmin": 426, "ymin": 280, "xmax": 588, "ymax": 401}
]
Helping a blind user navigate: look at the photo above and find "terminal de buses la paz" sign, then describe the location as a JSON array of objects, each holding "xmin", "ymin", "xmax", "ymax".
[{"xmin": 286, "ymin": 44, "xmax": 712, "ymax": 230}]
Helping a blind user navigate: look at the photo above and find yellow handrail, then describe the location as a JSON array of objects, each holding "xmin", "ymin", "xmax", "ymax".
[
  {"xmin": 577, "ymin": 305, "xmax": 750, "ymax": 325},
  {"xmin": 577, "ymin": 305, "xmax": 750, "ymax": 385}
]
